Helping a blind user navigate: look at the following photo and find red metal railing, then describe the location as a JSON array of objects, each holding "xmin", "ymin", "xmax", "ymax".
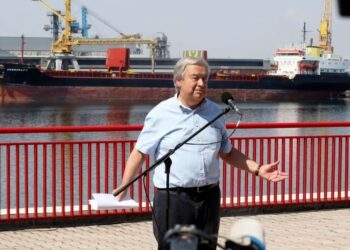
[
  {"xmin": 45, "ymin": 70, "xmax": 174, "ymax": 80},
  {"xmin": 0, "ymin": 122, "xmax": 349, "ymax": 221}
]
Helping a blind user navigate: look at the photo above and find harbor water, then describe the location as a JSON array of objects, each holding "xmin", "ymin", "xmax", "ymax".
[
  {"xmin": 1, "ymin": 99, "xmax": 350, "ymax": 139},
  {"xmin": 1, "ymin": 99, "xmax": 350, "ymax": 127}
]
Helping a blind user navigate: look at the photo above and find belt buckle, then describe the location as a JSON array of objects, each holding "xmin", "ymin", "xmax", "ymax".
[
  {"xmin": 196, "ymin": 184, "xmax": 208, "ymax": 193},
  {"xmin": 198, "ymin": 183, "xmax": 217, "ymax": 193}
]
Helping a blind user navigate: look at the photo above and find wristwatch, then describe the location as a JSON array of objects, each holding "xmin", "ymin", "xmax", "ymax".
[{"xmin": 255, "ymin": 164, "xmax": 262, "ymax": 176}]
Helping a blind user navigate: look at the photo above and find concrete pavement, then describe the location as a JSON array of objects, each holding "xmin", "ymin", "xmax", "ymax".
[{"xmin": 0, "ymin": 208, "xmax": 349, "ymax": 249}]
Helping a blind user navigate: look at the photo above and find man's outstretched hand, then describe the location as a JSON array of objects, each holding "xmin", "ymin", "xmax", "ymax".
[{"xmin": 258, "ymin": 161, "xmax": 288, "ymax": 182}]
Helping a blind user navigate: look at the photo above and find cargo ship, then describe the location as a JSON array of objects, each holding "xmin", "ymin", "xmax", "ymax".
[{"xmin": 1, "ymin": 47, "xmax": 350, "ymax": 105}]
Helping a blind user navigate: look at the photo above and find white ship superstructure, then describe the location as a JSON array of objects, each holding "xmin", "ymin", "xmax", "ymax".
[
  {"xmin": 305, "ymin": 46, "xmax": 350, "ymax": 74},
  {"xmin": 271, "ymin": 46, "xmax": 350, "ymax": 79},
  {"xmin": 319, "ymin": 53, "xmax": 350, "ymax": 73},
  {"xmin": 271, "ymin": 48, "xmax": 320, "ymax": 79}
]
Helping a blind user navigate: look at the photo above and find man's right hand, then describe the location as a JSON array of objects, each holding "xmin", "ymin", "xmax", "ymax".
[
  {"xmin": 112, "ymin": 148, "xmax": 146, "ymax": 201},
  {"xmin": 113, "ymin": 185, "xmax": 127, "ymax": 201}
]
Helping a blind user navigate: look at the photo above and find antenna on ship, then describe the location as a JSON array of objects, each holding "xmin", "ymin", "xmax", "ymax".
[
  {"xmin": 20, "ymin": 34, "xmax": 25, "ymax": 64},
  {"xmin": 301, "ymin": 22, "xmax": 312, "ymax": 49}
]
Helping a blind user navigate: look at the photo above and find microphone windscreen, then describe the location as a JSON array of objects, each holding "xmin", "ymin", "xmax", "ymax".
[
  {"xmin": 228, "ymin": 218, "xmax": 265, "ymax": 249},
  {"xmin": 221, "ymin": 92, "xmax": 233, "ymax": 104}
]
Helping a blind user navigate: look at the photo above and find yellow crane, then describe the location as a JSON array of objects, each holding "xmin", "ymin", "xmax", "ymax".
[
  {"xmin": 33, "ymin": 0, "xmax": 158, "ymax": 70},
  {"xmin": 319, "ymin": 0, "xmax": 333, "ymax": 54}
]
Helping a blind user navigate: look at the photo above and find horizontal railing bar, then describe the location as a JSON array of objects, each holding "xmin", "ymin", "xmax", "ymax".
[
  {"xmin": 2, "ymin": 190, "xmax": 349, "ymax": 216},
  {"xmin": 1, "ymin": 134, "xmax": 349, "ymax": 146},
  {"xmin": 0, "ymin": 121, "xmax": 349, "ymax": 134},
  {"xmin": 0, "ymin": 139, "xmax": 137, "ymax": 146},
  {"xmin": 227, "ymin": 121, "xmax": 350, "ymax": 129},
  {"xmin": 0, "ymin": 125, "xmax": 143, "ymax": 134}
]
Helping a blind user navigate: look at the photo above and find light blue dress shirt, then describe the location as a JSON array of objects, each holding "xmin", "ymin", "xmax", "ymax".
[{"xmin": 135, "ymin": 96, "xmax": 232, "ymax": 188}]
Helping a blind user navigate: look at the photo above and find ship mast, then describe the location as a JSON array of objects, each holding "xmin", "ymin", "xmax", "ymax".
[
  {"xmin": 319, "ymin": 0, "xmax": 333, "ymax": 54},
  {"xmin": 20, "ymin": 35, "xmax": 25, "ymax": 64}
]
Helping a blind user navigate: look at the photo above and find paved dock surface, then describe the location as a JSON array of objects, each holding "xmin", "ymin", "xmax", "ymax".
[{"xmin": 0, "ymin": 208, "xmax": 349, "ymax": 250}]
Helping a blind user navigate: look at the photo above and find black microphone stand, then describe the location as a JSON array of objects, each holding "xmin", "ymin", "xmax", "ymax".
[{"xmin": 113, "ymin": 106, "xmax": 232, "ymax": 231}]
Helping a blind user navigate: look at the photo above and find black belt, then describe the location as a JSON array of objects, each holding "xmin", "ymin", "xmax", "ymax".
[{"xmin": 157, "ymin": 182, "xmax": 219, "ymax": 194}]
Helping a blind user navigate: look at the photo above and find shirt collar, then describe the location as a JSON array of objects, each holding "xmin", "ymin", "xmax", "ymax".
[{"xmin": 175, "ymin": 95, "xmax": 207, "ymax": 111}]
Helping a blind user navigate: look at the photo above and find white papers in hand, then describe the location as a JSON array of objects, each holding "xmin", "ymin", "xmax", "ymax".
[{"xmin": 89, "ymin": 193, "xmax": 139, "ymax": 210}]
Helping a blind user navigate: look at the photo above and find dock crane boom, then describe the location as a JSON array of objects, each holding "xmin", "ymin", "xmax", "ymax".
[
  {"xmin": 32, "ymin": 0, "xmax": 157, "ymax": 70},
  {"xmin": 80, "ymin": 5, "xmax": 141, "ymax": 39}
]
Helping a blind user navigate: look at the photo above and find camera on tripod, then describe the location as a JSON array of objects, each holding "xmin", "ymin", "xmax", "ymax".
[
  {"xmin": 164, "ymin": 225, "xmax": 203, "ymax": 250},
  {"xmin": 163, "ymin": 218, "xmax": 266, "ymax": 250}
]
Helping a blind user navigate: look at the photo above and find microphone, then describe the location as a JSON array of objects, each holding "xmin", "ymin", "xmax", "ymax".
[{"xmin": 221, "ymin": 92, "xmax": 240, "ymax": 113}]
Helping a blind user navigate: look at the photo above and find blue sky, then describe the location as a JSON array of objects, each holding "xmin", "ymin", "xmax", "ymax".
[{"xmin": 1, "ymin": 0, "xmax": 349, "ymax": 59}]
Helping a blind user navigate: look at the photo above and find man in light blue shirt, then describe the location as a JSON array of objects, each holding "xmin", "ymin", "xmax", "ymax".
[
  {"xmin": 136, "ymin": 95, "xmax": 230, "ymax": 189},
  {"xmin": 115, "ymin": 57, "xmax": 287, "ymax": 249}
]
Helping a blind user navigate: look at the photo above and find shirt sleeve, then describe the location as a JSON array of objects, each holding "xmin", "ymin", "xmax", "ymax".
[
  {"xmin": 218, "ymin": 115, "xmax": 232, "ymax": 154},
  {"xmin": 135, "ymin": 108, "xmax": 161, "ymax": 156},
  {"xmin": 220, "ymin": 126, "xmax": 232, "ymax": 153}
]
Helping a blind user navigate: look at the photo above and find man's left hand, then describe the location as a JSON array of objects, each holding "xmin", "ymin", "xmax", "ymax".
[{"xmin": 258, "ymin": 161, "xmax": 288, "ymax": 182}]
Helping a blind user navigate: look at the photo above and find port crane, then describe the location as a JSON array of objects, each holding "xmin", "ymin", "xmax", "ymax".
[
  {"xmin": 33, "ymin": 0, "xmax": 159, "ymax": 70},
  {"xmin": 81, "ymin": 6, "xmax": 90, "ymax": 38},
  {"xmin": 319, "ymin": 0, "xmax": 333, "ymax": 54}
]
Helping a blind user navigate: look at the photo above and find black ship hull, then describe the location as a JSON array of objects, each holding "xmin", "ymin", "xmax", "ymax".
[{"xmin": 1, "ymin": 63, "xmax": 350, "ymax": 104}]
